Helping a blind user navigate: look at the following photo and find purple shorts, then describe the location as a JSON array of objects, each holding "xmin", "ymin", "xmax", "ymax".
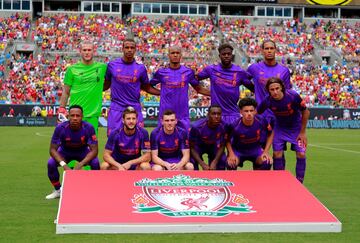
[{"xmin": 273, "ymin": 128, "xmax": 306, "ymax": 153}]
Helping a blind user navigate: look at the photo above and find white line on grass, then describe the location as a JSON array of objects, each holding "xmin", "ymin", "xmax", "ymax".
[
  {"xmin": 35, "ymin": 132, "xmax": 51, "ymax": 137},
  {"xmin": 308, "ymin": 144, "xmax": 360, "ymax": 154},
  {"xmin": 310, "ymin": 144, "xmax": 360, "ymax": 146}
]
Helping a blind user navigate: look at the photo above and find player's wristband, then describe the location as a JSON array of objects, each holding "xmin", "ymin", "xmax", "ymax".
[{"xmin": 59, "ymin": 161, "xmax": 66, "ymax": 167}]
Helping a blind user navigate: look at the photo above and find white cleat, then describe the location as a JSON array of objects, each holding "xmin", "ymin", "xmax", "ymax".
[{"xmin": 45, "ymin": 189, "xmax": 61, "ymax": 200}]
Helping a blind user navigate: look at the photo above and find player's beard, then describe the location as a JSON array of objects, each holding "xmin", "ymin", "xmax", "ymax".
[{"xmin": 124, "ymin": 123, "xmax": 136, "ymax": 133}]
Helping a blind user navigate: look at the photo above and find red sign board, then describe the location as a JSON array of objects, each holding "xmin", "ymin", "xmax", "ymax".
[{"xmin": 56, "ymin": 170, "xmax": 341, "ymax": 233}]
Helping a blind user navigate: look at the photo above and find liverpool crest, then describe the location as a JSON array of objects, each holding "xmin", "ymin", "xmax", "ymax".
[{"xmin": 132, "ymin": 175, "xmax": 255, "ymax": 217}]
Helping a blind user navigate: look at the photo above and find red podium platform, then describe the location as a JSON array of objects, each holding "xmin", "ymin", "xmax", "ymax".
[{"xmin": 56, "ymin": 170, "xmax": 341, "ymax": 234}]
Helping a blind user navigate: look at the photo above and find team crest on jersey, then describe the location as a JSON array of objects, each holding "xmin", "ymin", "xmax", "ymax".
[{"xmin": 132, "ymin": 175, "xmax": 255, "ymax": 217}]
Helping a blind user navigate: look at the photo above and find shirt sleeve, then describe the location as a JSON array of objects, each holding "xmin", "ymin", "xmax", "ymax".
[
  {"xmin": 150, "ymin": 70, "xmax": 161, "ymax": 86},
  {"xmin": 50, "ymin": 125, "xmax": 62, "ymax": 145},
  {"xmin": 140, "ymin": 65, "xmax": 149, "ymax": 85},
  {"xmin": 63, "ymin": 67, "xmax": 74, "ymax": 86},
  {"xmin": 197, "ymin": 65, "xmax": 211, "ymax": 81},
  {"xmin": 180, "ymin": 130, "xmax": 190, "ymax": 150},
  {"xmin": 150, "ymin": 129, "xmax": 159, "ymax": 150},
  {"xmin": 188, "ymin": 68, "xmax": 200, "ymax": 87},
  {"xmin": 140, "ymin": 128, "xmax": 150, "ymax": 152},
  {"xmin": 86, "ymin": 125, "xmax": 98, "ymax": 145},
  {"xmin": 240, "ymin": 70, "xmax": 254, "ymax": 92},
  {"xmin": 283, "ymin": 68, "xmax": 292, "ymax": 89},
  {"xmin": 292, "ymin": 91, "xmax": 307, "ymax": 111},
  {"xmin": 189, "ymin": 127, "xmax": 200, "ymax": 145},
  {"xmin": 257, "ymin": 98, "xmax": 270, "ymax": 114},
  {"xmin": 105, "ymin": 130, "xmax": 117, "ymax": 151},
  {"xmin": 105, "ymin": 62, "xmax": 112, "ymax": 82}
]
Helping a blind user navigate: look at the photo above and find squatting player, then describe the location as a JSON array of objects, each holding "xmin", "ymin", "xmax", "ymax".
[
  {"xmin": 189, "ymin": 105, "xmax": 227, "ymax": 170},
  {"xmin": 104, "ymin": 38, "xmax": 159, "ymax": 135},
  {"xmin": 151, "ymin": 110, "xmax": 193, "ymax": 171},
  {"xmin": 45, "ymin": 105, "xmax": 99, "ymax": 199},
  {"xmin": 227, "ymin": 98, "xmax": 274, "ymax": 170},
  {"xmin": 58, "ymin": 41, "xmax": 107, "ymax": 134},
  {"xmin": 150, "ymin": 45, "xmax": 209, "ymax": 132},
  {"xmin": 101, "ymin": 106, "xmax": 151, "ymax": 170},
  {"xmin": 258, "ymin": 77, "xmax": 310, "ymax": 183},
  {"xmin": 197, "ymin": 43, "xmax": 253, "ymax": 127}
]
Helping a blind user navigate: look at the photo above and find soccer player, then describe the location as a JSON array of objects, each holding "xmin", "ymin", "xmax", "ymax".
[
  {"xmin": 197, "ymin": 43, "xmax": 253, "ymax": 126},
  {"xmin": 258, "ymin": 77, "xmax": 310, "ymax": 183},
  {"xmin": 151, "ymin": 110, "xmax": 193, "ymax": 171},
  {"xmin": 247, "ymin": 40, "xmax": 292, "ymax": 118},
  {"xmin": 150, "ymin": 45, "xmax": 209, "ymax": 132},
  {"xmin": 227, "ymin": 98, "xmax": 273, "ymax": 170},
  {"xmin": 45, "ymin": 105, "xmax": 99, "ymax": 199},
  {"xmin": 104, "ymin": 38, "xmax": 159, "ymax": 135},
  {"xmin": 58, "ymin": 41, "xmax": 107, "ymax": 134},
  {"xmin": 101, "ymin": 106, "xmax": 151, "ymax": 170},
  {"xmin": 189, "ymin": 105, "xmax": 227, "ymax": 170}
]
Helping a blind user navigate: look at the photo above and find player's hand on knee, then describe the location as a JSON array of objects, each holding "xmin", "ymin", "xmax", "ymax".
[
  {"xmin": 261, "ymin": 152, "xmax": 273, "ymax": 164},
  {"xmin": 122, "ymin": 162, "xmax": 131, "ymax": 170},
  {"xmin": 297, "ymin": 132, "xmax": 307, "ymax": 148},
  {"xmin": 201, "ymin": 163, "xmax": 210, "ymax": 171},
  {"xmin": 227, "ymin": 155, "xmax": 239, "ymax": 168},
  {"xmin": 209, "ymin": 161, "xmax": 218, "ymax": 170},
  {"xmin": 164, "ymin": 162, "xmax": 173, "ymax": 170},
  {"xmin": 117, "ymin": 164, "xmax": 126, "ymax": 171}
]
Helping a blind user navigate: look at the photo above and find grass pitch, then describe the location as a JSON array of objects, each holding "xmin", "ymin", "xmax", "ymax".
[{"xmin": 0, "ymin": 127, "xmax": 359, "ymax": 242}]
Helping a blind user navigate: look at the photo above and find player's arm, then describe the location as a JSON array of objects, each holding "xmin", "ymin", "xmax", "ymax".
[
  {"xmin": 49, "ymin": 143, "xmax": 71, "ymax": 170},
  {"xmin": 297, "ymin": 109, "xmax": 310, "ymax": 148},
  {"xmin": 210, "ymin": 143, "xmax": 225, "ymax": 170},
  {"xmin": 103, "ymin": 79, "xmax": 111, "ymax": 91},
  {"xmin": 103, "ymin": 149, "xmax": 125, "ymax": 170},
  {"xmin": 226, "ymin": 141, "xmax": 239, "ymax": 168},
  {"xmin": 122, "ymin": 151, "xmax": 151, "ymax": 170},
  {"xmin": 261, "ymin": 129, "xmax": 274, "ymax": 164},
  {"xmin": 196, "ymin": 66, "xmax": 210, "ymax": 81},
  {"xmin": 151, "ymin": 149, "xmax": 171, "ymax": 170},
  {"xmin": 257, "ymin": 99, "xmax": 269, "ymax": 115},
  {"xmin": 241, "ymin": 71, "xmax": 255, "ymax": 92},
  {"xmin": 58, "ymin": 84, "xmax": 70, "ymax": 114},
  {"xmin": 193, "ymin": 84, "xmax": 210, "ymax": 96},
  {"xmin": 174, "ymin": 149, "xmax": 190, "ymax": 170},
  {"xmin": 141, "ymin": 83, "xmax": 160, "ymax": 96},
  {"xmin": 75, "ymin": 143, "xmax": 98, "ymax": 170},
  {"xmin": 190, "ymin": 143, "xmax": 209, "ymax": 170}
]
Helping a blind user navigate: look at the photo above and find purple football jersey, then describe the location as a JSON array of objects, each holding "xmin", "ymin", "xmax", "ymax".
[
  {"xmin": 51, "ymin": 121, "xmax": 98, "ymax": 153},
  {"xmin": 106, "ymin": 58, "xmax": 149, "ymax": 110},
  {"xmin": 150, "ymin": 126, "xmax": 189, "ymax": 162},
  {"xmin": 247, "ymin": 61, "xmax": 291, "ymax": 104},
  {"xmin": 105, "ymin": 126, "xmax": 150, "ymax": 163},
  {"xmin": 150, "ymin": 65, "xmax": 199, "ymax": 120},
  {"xmin": 197, "ymin": 64, "xmax": 251, "ymax": 116}
]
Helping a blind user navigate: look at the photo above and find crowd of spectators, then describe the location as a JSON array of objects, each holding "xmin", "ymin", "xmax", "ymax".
[{"xmin": 0, "ymin": 14, "xmax": 359, "ymax": 109}]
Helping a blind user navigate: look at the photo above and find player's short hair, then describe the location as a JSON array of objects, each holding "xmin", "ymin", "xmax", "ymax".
[
  {"xmin": 218, "ymin": 43, "xmax": 233, "ymax": 53},
  {"xmin": 162, "ymin": 109, "xmax": 176, "ymax": 118},
  {"xmin": 208, "ymin": 105, "xmax": 222, "ymax": 113},
  {"xmin": 69, "ymin": 105, "xmax": 83, "ymax": 113},
  {"xmin": 79, "ymin": 40, "xmax": 94, "ymax": 49},
  {"xmin": 266, "ymin": 77, "xmax": 285, "ymax": 93},
  {"xmin": 238, "ymin": 98, "xmax": 257, "ymax": 109},
  {"xmin": 261, "ymin": 40, "xmax": 277, "ymax": 49},
  {"xmin": 122, "ymin": 106, "xmax": 138, "ymax": 118},
  {"xmin": 123, "ymin": 38, "xmax": 136, "ymax": 47}
]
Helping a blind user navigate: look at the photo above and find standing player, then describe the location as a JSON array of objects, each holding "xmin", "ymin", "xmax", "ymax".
[
  {"xmin": 258, "ymin": 77, "xmax": 310, "ymax": 183},
  {"xmin": 58, "ymin": 41, "xmax": 107, "ymax": 134},
  {"xmin": 151, "ymin": 110, "xmax": 193, "ymax": 171},
  {"xmin": 150, "ymin": 45, "xmax": 209, "ymax": 132},
  {"xmin": 101, "ymin": 106, "xmax": 151, "ymax": 170},
  {"xmin": 197, "ymin": 43, "xmax": 253, "ymax": 126},
  {"xmin": 45, "ymin": 105, "xmax": 99, "ymax": 199},
  {"xmin": 104, "ymin": 38, "xmax": 159, "ymax": 135},
  {"xmin": 227, "ymin": 98, "xmax": 274, "ymax": 170},
  {"xmin": 247, "ymin": 40, "xmax": 292, "ymax": 118},
  {"xmin": 189, "ymin": 105, "xmax": 227, "ymax": 170}
]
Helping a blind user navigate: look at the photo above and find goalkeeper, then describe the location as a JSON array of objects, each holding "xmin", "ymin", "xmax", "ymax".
[{"xmin": 58, "ymin": 40, "xmax": 107, "ymax": 134}]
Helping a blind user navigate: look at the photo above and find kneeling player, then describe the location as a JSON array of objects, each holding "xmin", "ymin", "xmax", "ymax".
[
  {"xmin": 46, "ymin": 105, "xmax": 100, "ymax": 199},
  {"xmin": 227, "ymin": 98, "xmax": 273, "ymax": 170},
  {"xmin": 189, "ymin": 105, "xmax": 227, "ymax": 170},
  {"xmin": 101, "ymin": 106, "xmax": 151, "ymax": 170},
  {"xmin": 151, "ymin": 110, "xmax": 193, "ymax": 170}
]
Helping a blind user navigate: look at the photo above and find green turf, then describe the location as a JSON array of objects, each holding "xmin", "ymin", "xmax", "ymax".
[{"xmin": 0, "ymin": 127, "xmax": 359, "ymax": 242}]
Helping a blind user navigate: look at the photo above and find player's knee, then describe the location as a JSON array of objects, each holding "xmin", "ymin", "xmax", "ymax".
[
  {"xmin": 100, "ymin": 162, "xmax": 110, "ymax": 170},
  {"xmin": 184, "ymin": 162, "xmax": 194, "ymax": 171},
  {"xmin": 152, "ymin": 164, "xmax": 164, "ymax": 171},
  {"xmin": 139, "ymin": 162, "xmax": 151, "ymax": 170},
  {"xmin": 273, "ymin": 151, "xmax": 283, "ymax": 158},
  {"xmin": 296, "ymin": 152, "xmax": 306, "ymax": 159}
]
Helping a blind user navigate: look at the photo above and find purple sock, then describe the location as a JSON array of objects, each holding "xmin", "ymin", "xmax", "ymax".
[
  {"xmin": 296, "ymin": 157, "xmax": 306, "ymax": 183},
  {"xmin": 273, "ymin": 157, "xmax": 285, "ymax": 170},
  {"xmin": 47, "ymin": 157, "xmax": 61, "ymax": 190}
]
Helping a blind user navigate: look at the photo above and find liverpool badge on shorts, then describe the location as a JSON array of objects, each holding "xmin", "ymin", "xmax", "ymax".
[{"xmin": 132, "ymin": 174, "xmax": 255, "ymax": 217}]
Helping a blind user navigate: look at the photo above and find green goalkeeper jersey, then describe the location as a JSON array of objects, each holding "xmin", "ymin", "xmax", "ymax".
[{"xmin": 64, "ymin": 62, "xmax": 107, "ymax": 118}]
